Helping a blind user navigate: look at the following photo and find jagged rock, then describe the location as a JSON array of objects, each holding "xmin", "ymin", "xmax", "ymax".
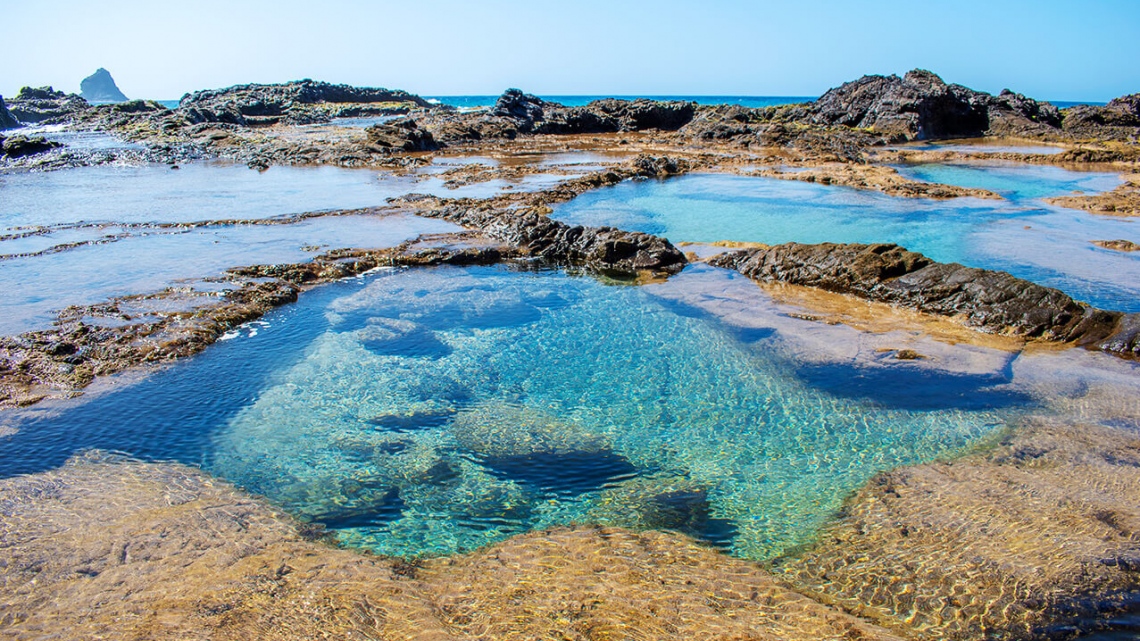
[
  {"xmin": 0, "ymin": 134, "xmax": 62, "ymax": 158},
  {"xmin": 177, "ymin": 79, "xmax": 431, "ymax": 126},
  {"xmin": 1062, "ymin": 93, "xmax": 1140, "ymax": 140},
  {"xmin": 79, "ymin": 68, "xmax": 128, "ymax": 103},
  {"xmin": 710, "ymin": 243, "xmax": 1134, "ymax": 357},
  {"xmin": 7, "ymin": 86, "xmax": 90, "ymax": 124},
  {"xmin": 365, "ymin": 117, "xmax": 438, "ymax": 151},
  {"xmin": 805, "ymin": 69, "xmax": 1059, "ymax": 140},
  {"xmin": 0, "ymin": 94, "xmax": 20, "ymax": 129}
]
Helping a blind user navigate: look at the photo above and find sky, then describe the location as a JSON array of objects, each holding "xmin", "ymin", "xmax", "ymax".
[{"xmin": 2, "ymin": 0, "xmax": 1138, "ymax": 102}]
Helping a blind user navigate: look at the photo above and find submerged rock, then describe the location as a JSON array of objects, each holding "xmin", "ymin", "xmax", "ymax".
[
  {"xmin": 79, "ymin": 67, "xmax": 128, "ymax": 103},
  {"xmin": 0, "ymin": 94, "xmax": 20, "ymax": 129},
  {"xmin": 778, "ymin": 419, "xmax": 1140, "ymax": 640}
]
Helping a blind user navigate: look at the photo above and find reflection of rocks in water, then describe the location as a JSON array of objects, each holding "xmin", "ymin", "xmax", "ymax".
[
  {"xmin": 353, "ymin": 317, "xmax": 452, "ymax": 359},
  {"xmin": 0, "ymin": 453, "xmax": 901, "ymax": 640},
  {"xmin": 588, "ymin": 475, "xmax": 737, "ymax": 547},
  {"xmin": 777, "ymin": 419, "xmax": 1140, "ymax": 640}
]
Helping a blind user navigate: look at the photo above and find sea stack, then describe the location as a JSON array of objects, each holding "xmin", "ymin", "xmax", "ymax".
[
  {"xmin": 0, "ymin": 95, "xmax": 20, "ymax": 129},
  {"xmin": 79, "ymin": 68, "xmax": 128, "ymax": 103}
]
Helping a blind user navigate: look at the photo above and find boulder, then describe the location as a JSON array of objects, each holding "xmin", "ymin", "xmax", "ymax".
[
  {"xmin": 0, "ymin": 95, "xmax": 20, "ymax": 130},
  {"xmin": 0, "ymin": 134, "xmax": 62, "ymax": 159},
  {"xmin": 365, "ymin": 117, "xmax": 438, "ymax": 151},
  {"xmin": 79, "ymin": 68, "xmax": 128, "ymax": 103}
]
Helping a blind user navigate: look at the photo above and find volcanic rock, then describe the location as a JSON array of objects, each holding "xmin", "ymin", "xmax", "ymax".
[
  {"xmin": 0, "ymin": 94, "xmax": 20, "ymax": 129},
  {"xmin": 177, "ymin": 79, "xmax": 432, "ymax": 126},
  {"xmin": 710, "ymin": 242, "xmax": 1135, "ymax": 358},
  {"xmin": 805, "ymin": 69, "xmax": 1060, "ymax": 140},
  {"xmin": 79, "ymin": 67, "xmax": 128, "ymax": 103},
  {"xmin": 365, "ymin": 117, "xmax": 438, "ymax": 152},
  {"xmin": 7, "ymin": 86, "xmax": 90, "ymax": 124}
]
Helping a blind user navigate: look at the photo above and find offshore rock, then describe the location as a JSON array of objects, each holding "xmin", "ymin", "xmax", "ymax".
[
  {"xmin": 0, "ymin": 94, "xmax": 20, "ymax": 129},
  {"xmin": 364, "ymin": 117, "xmax": 438, "ymax": 151},
  {"xmin": 803, "ymin": 69, "xmax": 1060, "ymax": 140},
  {"xmin": 177, "ymin": 79, "xmax": 432, "ymax": 126},
  {"xmin": 710, "ymin": 242, "xmax": 1136, "ymax": 358},
  {"xmin": 7, "ymin": 86, "xmax": 90, "ymax": 124},
  {"xmin": 79, "ymin": 67, "xmax": 128, "ymax": 103}
]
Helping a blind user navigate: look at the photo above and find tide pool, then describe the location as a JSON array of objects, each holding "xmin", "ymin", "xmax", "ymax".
[
  {"xmin": 0, "ymin": 265, "xmax": 1035, "ymax": 561},
  {"xmin": 551, "ymin": 170, "xmax": 1140, "ymax": 311}
]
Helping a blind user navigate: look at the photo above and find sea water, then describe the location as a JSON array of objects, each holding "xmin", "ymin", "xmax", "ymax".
[
  {"xmin": 551, "ymin": 170, "xmax": 1140, "ymax": 311},
  {"xmin": 0, "ymin": 264, "xmax": 1040, "ymax": 561}
]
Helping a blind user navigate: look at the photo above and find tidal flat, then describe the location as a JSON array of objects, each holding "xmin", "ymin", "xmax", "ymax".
[{"xmin": 2, "ymin": 70, "xmax": 1140, "ymax": 640}]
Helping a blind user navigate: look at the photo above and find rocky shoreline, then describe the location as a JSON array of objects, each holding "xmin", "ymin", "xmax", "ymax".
[{"xmin": 2, "ymin": 69, "xmax": 1139, "ymax": 640}]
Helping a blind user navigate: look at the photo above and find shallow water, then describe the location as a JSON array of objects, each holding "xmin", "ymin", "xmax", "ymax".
[
  {"xmin": 0, "ymin": 213, "xmax": 461, "ymax": 336},
  {"xmin": 551, "ymin": 171, "xmax": 1140, "ymax": 311},
  {"xmin": 1, "ymin": 264, "xmax": 1051, "ymax": 560}
]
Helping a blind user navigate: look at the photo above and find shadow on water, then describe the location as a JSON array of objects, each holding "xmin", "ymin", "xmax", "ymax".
[
  {"xmin": 794, "ymin": 361, "xmax": 1036, "ymax": 411},
  {"xmin": 0, "ymin": 280, "xmax": 359, "ymax": 479}
]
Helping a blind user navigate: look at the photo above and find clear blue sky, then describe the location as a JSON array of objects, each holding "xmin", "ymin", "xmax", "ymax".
[{"xmin": 3, "ymin": 0, "xmax": 1137, "ymax": 102}]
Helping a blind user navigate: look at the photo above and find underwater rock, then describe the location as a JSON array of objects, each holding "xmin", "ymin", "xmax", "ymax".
[
  {"xmin": 0, "ymin": 94, "xmax": 20, "ymax": 129},
  {"xmin": 777, "ymin": 419, "xmax": 1140, "ymax": 640},
  {"xmin": 587, "ymin": 475, "xmax": 736, "ymax": 546},
  {"xmin": 353, "ymin": 318, "xmax": 452, "ymax": 359},
  {"xmin": 79, "ymin": 68, "xmax": 128, "ymax": 103},
  {"xmin": 7, "ymin": 86, "xmax": 90, "ymax": 124},
  {"xmin": 451, "ymin": 401, "xmax": 610, "ymax": 459},
  {"xmin": 710, "ymin": 242, "xmax": 1137, "ymax": 358},
  {"xmin": 0, "ymin": 452, "xmax": 902, "ymax": 640}
]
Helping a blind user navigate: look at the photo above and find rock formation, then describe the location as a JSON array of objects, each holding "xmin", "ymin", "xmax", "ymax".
[
  {"xmin": 177, "ymin": 79, "xmax": 433, "ymax": 126},
  {"xmin": 6, "ymin": 86, "xmax": 89, "ymax": 124},
  {"xmin": 79, "ymin": 67, "xmax": 128, "ymax": 103},
  {"xmin": 0, "ymin": 94, "xmax": 20, "ymax": 129},
  {"xmin": 364, "ymin": 117, "xmax": 439, "ymax": 151},
  {"xmin": 0, "ymin": 134, "xmax": 62, "ymax": 159},
  {"xmin": 710, "ymin": 242, "xmax": 1138, "ymax": 359}
]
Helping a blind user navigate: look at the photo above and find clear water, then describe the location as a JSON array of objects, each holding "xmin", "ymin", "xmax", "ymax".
[
  {"xmin": 551, "ymin": 171, "xmax": 1140, "ymax": 312},
  {"xmin": 0, "ymin": 265, "xmax": 1034, "ymax": 560},
  {"xmin": 0, "ymin": 214, "xmax": 461, "ymax": 337}
]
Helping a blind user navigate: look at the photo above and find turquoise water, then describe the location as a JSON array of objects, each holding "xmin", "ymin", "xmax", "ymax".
[
  {"xmin": 0, "ymin": 265, "xmax": 1026, "ymax": 561},
  {"xmin": 551, "ymin": 171, "xmax": 1140, "ymax": 312}
]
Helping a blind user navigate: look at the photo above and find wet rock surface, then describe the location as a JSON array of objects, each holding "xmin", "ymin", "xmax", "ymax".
[
  {"xmin": 78, "ymin": 68, "xmax": 127, "ymax": 103},
  {"xmin": 1048, "ymin": 173, "xmax": 1140, "ymax": 216},
  {"xmin": 0, "ymin": 95, "xmax": 19, "ymax": 130},
  {"xmin": 778, "ymin": 419, "xmax": 1140, "ymax": 640},
  {"xmin": 0, "ymin": 453, "xmax": 903, "ymax": 641},
  {"xmin": 0, "ymin": 134, "xmax": 62, "ymax": 159},
  {"xmin": 709, "ymin": 242, "xmax": 1136, "ymax": 359},
  {"xmin": 6, "ymin": 86, "xmax": 90, "ymax": 124}
]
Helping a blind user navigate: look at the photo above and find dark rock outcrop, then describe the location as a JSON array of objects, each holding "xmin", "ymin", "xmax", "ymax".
[
  {"xmin": 365, "ymin": 117, "xmax": 438, "ymax": 152},
  {"xmin": 1062, "ymin": 93, "xmax": 1140, "ymax": 140},
  {"xmin": 0, "ymin": 94, "xmax": 20, "ymax": 129},
  {"xmin": 7, "ymin": 86, "xmax": 90, "ymax": 124},
  {"xmin": 79, "ymin": 68, "xmax": 128, "ymax": 103},
  {"xmin": 803, "ymin": 69, "xmax": 1060, "ymax": 140},
  {"xmin": 426, "ymin": 89, "xmax": 697, "ymax": 143},
  {"xmin": 710, "ymin": 242, "xmax": 1136, "ymax": 358},
  {"xmin": 0, "ymin": 134, "xmax": 62, "ymax": 159},
  {"xmin": 177, "ymin": 79, "xmax": 432, "ymax": 126}
]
